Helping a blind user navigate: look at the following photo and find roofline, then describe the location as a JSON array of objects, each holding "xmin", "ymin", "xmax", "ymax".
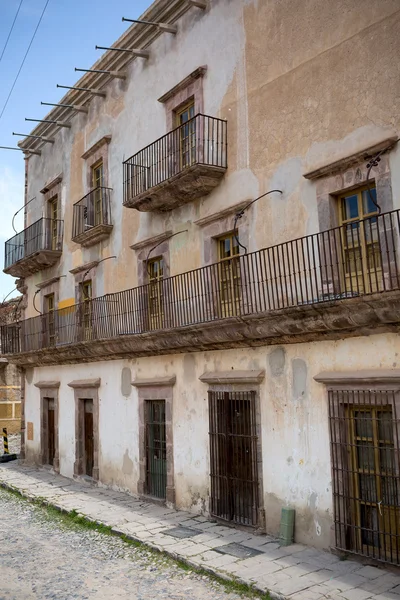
[{"xmin": 18, "ymin": 0, "xmax": 194, "ymax": 153}]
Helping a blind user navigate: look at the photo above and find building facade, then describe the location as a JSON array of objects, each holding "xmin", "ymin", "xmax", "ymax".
[
  {"xmin": 0, "ymin": 299, "xmax": 21, "ymax": 435},
  {"xmin": 2, "ymin": 0, "xmax": 400, "ymax": 565}
]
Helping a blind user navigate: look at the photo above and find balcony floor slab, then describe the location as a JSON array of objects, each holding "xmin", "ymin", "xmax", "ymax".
[
  {"xmin": 123, "ymin": 164, "xmax": 226, "ymax": 212},
  {"xmin": 6, "ymin": 290, "xmax": 400, "ymax": 367}
]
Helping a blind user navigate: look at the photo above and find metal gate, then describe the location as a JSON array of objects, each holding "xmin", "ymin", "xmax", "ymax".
[
  {"xmin": 209, "ymin": 391, "xmax": 259, "ymax": 526},
  {"xmin": 47, "ymin": 399, "xmax": 55, "ymax": 467},
  {"xmin": 145, "ymin": 400, "xmax": 167, "ymax": 499},
  {"xmin": 328, "ymin": 389, "xmax": 400, "ymax": 565}
]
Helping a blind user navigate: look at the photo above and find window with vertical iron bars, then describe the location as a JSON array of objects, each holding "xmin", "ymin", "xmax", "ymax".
[
  {"xmin": 145, "ymin": 400, "xmax": 167, "ymax": 500},
  {"xmin": 208, "ymin": 391, "xmax": 259, "ymax": 526},
  {"xmin": 328, "ymin": 389, "xmax": 400, "ymax": 565}
]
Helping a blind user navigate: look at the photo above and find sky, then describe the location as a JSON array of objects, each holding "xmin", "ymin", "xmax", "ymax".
[{"xmin": 0, "ymin": 0, "xmax": 152, "ymax": 300}]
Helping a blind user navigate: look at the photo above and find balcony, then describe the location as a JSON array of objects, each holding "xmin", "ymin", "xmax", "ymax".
[
  {"xmin": 72, "ymin": 187, "xmax": 113, "ymax": 247},
  {"xmin": 4, "ymin": 218, "xmax": 64, "ymax": 278},
  {"xmin": 3, "ymin": 209, "xmax": 400, "ymax": 365},
  {"xmin": 123, "ymin": 114, "xmax": 228, "ymax": 211}
]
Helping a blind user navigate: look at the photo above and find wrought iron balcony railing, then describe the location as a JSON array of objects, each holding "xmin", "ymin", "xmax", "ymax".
[
  {"xmin": 3, "ymin": 209, "xmax": 400, "ymax": 354},
  {"xmin": 123, "ymin": 114, "xmax": 228, "ymax": 211},
  {"xmin": 72, "ymin": 187, "xmax": 113, "ymax": 247},
  {"xmin": 4, "ymin": 217, "xmax": 64, "ymax": 276}
]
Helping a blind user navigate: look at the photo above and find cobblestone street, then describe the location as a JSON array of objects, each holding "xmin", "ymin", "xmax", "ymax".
[
  {"xmin": 1, "ymin": 464, "xmax": 400, "ymax": 599},
  {"xmin": 0, "ymin": 488, "xmax": 252, "ymax": 600}
]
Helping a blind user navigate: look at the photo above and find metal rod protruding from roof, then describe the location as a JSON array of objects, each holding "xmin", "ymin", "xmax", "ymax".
[
  {"xmin": 0, "ymin": 146, "xmax": 41, "ymax": 156},
  {"xmin": 13, "ymin": 132, "xmax": 55, "ymax": 144},
  {"xmin": 74, "ymin": 67, "xmax": 126, "ymax": 80},
  {"xmin": 56, "ymin": 84, "xmax": 106, "ymax": 98},
  {"xmin": 122, "ymin": 17, "xmax": 177, "ymax": 34},
  {"xmin": 25, "ymin": 117, "xmax": 71, "ymax": 129},
  {"xmin": 95, "ymin": 45, "xmax": 150, "ymax": 59},
  {"xmin": 41, "ymin": 101, "xmax": 88, "ymax": 114},
  {"xmin": 188, "ymin": 0, "xmax": 207, "ymax": 8}
]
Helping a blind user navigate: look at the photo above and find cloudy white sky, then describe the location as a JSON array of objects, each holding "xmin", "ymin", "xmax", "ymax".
[{"xmin": 0, "ymin": 0, "xmax": 152, "ymax": 300}]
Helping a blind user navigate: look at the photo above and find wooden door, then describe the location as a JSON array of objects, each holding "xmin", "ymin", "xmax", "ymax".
[
  {"xmin": 209, "ymin": 391, "xmax": 259, "ymax": 526},
  {"xmin": 47, "ymin": 399, "xmax": 55, "ymax": 466},
  {"xmin": 176, "ymin": 101, "xmax": 196, "ymax": 169},
  {"xmin": 84, "ymin": 399, "xmax": 94, "ymax": 477},
  {"xmin": 48, "ymin": 197, "xmax": 59, "ymax": 251}
]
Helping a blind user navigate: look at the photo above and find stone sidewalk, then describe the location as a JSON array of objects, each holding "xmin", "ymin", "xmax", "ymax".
[{"xmin": 1, "ymin": 463, "xmax": 399, "ymax": 600}]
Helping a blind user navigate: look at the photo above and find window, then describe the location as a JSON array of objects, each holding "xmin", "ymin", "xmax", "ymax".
[
  {"xmin": 48, "ymin": 197, "xmax": 59, "ymax": 251},
  {"xmin": 217, "ymin": 232, "xmax": 241, "ymax": 317},
  {"xmin": 148, "ymin": 258, "xmax": 164, "ymax": 329},
  {"xmin": 80, "ymin": 280, "xmax": 92, "ymax": 339},
  {"xmin": 44, "ymin": 293, "xmax": 55, "ymax": 346},
  {"xmin": 176, "ymin": 100, "xmax": 196, "ymax": 168},
  {"xmin": 328, "ymin": 388, "xmax": 400, "ymax": 565},
  {"xmin": 91, "ymin": 161, "xmax": 104, "ymax": 226},
  {"xmin": 338, "ymin": 185, "xmax": 381, "ymax": 293}
]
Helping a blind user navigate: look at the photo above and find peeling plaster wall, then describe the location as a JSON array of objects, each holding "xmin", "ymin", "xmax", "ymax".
[
  {"xmin": 17, "ymin": 0, "xmax": 400, "ymax": 551},
  {"xmin": 21, "ymin": 0, "xmax": 400, "ymax": 319},
  {"xmin": 24, "ymin": 331, "xmax": 400, "ymax": 549}
]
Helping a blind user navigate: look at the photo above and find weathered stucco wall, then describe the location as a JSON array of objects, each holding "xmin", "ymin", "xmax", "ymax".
[
  {"xmin": 20, "ymin": 0, "xmax": 400, "ymax": 319},
  {"xmin": 24, "ymin": 331, "xmax": 400, "ymax": 549}
]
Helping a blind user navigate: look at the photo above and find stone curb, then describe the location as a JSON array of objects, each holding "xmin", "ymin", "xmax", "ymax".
[
  {"xmin": 0, "ymin": 454, "xmax": 18, "ymax": 463},
  {"xmin": 0, "ymin": 480, "xmax": 287, "ymax": 600}
]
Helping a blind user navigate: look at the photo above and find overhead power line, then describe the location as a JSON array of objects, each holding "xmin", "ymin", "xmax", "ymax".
[
  {"xmin": 0, "ymin": 0, "xmax": 24, "ymax": 64},
  {"xmin": 0, "ymin": 0, "xmax": 51, "ymax": 123}
]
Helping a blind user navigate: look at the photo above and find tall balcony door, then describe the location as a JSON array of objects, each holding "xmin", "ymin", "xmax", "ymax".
[
  {"xmin": 339, "ymin": 186, "xmax": 382, "ymax": 294},
  {"xmin": 176, "ymin": 101, "xmax": 196, "ymax": 169},
  {"xmin": 148, "ymin": 257, "xmax": 164, "ymax": 330},
  {"xmin": 91, "ymin": 161, "xmax": 104, "ymax": 227},
  {"xmin": 48, "ymin": 197, "xmax": 59, "ymax": 251},
  {"xmin": 44, "ymin": 293, "xmax": 56, "ymax": 347},
  {"xmin": 217, "ymin": 233, "xmax": 241, "ymax": 317}
]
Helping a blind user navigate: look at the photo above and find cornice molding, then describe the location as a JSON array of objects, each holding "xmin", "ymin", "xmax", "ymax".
[
  {"xmin": 132, "ymin": 376, "xmax": 176, "ymax": 387},
  {"xmin": 69, "ymin": 260, "xmax": 99, "ymax": 275},
  {"xmin": 303, "ymin": 135, "xmax": 398, "ymax": 180},
  {"xmin": 158, "ymin": 66, "xmax": 207, "ymax": 103},
  {"xmin": 36, "ymin": 276, "xmax": 60, "ymax": 290},
  {"xmin": 68, "ymin": 378, "xmax": 101, "ymax": 389},
  {"xmin": 199, "ymin": 370, "xmax": 265, "ymax": 385},
  {"xmin": 194, "ymin": 200, "xmax": 250, "ymax": 227},
  {"xmin": 81, "ymin": 135, "xmax": 112, "ymax": 160},
  {"xmin": 130, "ymin": 230, "xmax": 173, "ymax": 251},
  {"xmin": 40, "ymin": 174, "xmax": 62, "ymax": 194},
  {"xmin": 34, "ymin": 380, "xmax": 61, "ymax": 389},
  {"xmin": 314, "ymin": 370, "xmax": 400, "ymax": 386}
]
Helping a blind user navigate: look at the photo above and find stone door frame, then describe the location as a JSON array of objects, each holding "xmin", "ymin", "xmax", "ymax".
[
  {"xmin": 34, "ymin": 380, "xmax": 60, "ymax": 472},
  {"xmin": 132, "ymin": 376, "xmax": 176, "ymax": 506},
  {"xmin": 68, "ymin": 378, "xmax": 100, "ymax": 481}
]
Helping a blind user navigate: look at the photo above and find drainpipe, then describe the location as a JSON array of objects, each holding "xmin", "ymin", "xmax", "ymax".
[{"xmin": 19, "ymin": 154, "xmax": 30, "ymax": 460}]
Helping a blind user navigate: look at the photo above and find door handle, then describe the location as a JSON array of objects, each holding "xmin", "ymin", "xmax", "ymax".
[{"xmin": 377, "ymin": 501, "xmax": 382, "ymax": 516}]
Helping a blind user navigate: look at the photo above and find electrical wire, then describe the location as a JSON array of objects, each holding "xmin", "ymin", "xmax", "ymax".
[
  {"xmin": 0, "ymin": 0, "xmax": 24, "ymax": 64},
  {"xmin": 145, "ymin": 230, "xmax": 188, "ymax": 277},
  {"xmin": 365, "ymin": 139, "xmax": 399, "ymax": 214},
  {"xmin": 12, "ymin": 196, "xmax": 35, "ymax": 234},
  {"xmin": 233, "ymin": 189, "xmax": 283, "ymax": 254},
  {"xmin": 0, "ymin": 0, "xmax": 51, "ymax": 122}
]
